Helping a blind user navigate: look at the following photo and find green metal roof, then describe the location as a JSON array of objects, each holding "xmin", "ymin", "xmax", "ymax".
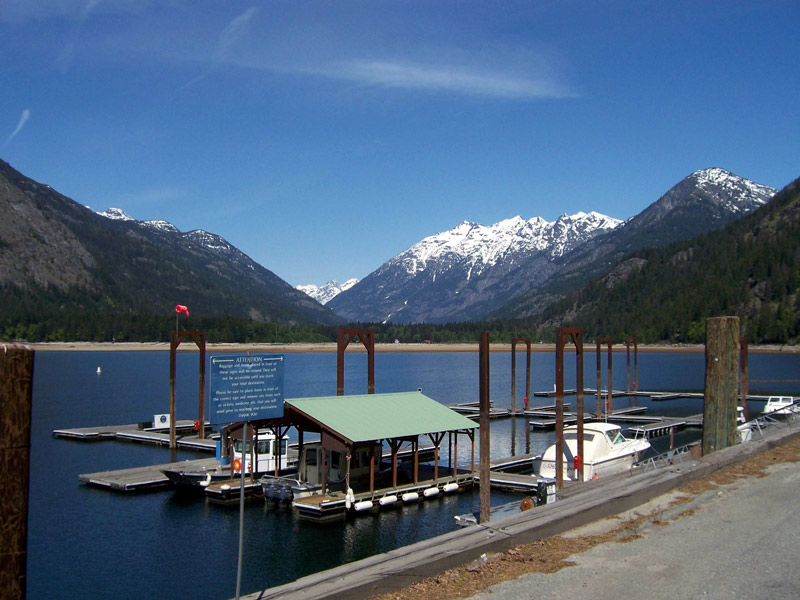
[{"xmin": 285, "ymin": 391, "xmax": 477, "ymax": 444}]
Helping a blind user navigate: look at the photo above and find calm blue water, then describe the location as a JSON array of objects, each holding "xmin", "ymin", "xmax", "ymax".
[{"xmin": 27, "ymin": 350, "xmax": 800, "ymax": 599}]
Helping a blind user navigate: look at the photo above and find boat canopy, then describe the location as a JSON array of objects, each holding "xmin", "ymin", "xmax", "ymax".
[{"xmin": 283, "ymin": 391, "xmax": 477, "ymax": 444}]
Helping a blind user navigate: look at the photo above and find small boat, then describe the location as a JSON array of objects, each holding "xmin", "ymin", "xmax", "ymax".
[
  {"xmin": 762, "ymin": 396, "xmax": 798, "ymax": 416},
  {"xmin": 261, "ymin": 440, "xmax": 382, "ymax": 504},
  {"xmin": 162, "ymin": 429, "xmax": 289, "ymax": 490},
  {"xmin": 532, "ymin": 422, "xmax": 651, "ymax": 482}
]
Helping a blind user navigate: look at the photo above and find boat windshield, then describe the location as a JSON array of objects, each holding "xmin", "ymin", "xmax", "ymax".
[{"xmin": 609, "ymin": 431, "xmax": 627, "ymax": 444}]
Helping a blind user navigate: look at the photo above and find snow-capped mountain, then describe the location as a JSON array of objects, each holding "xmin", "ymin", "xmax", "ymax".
[
  {"xmin": 327, "ymin": 211, "xmax": 621, "ymax": 324},
  {"xmin": 297, "ymin": 279, "xmax": 359, "ymax": 304},
  {"xmin": 494, "ymin": 168, "xmax": 778, "ymax": 320},
  {"xmin": 329, "ymin": 168, "xmax": 777, "ymax": 324},
  {"xmin": 99, "ymin": 208, "xmax": 232, "ymax": 252}
]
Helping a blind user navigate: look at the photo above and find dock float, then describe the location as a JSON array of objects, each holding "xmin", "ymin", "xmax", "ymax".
[
  {"xmin": 53, "ymin": 421, "xmax": 218, "ymax": 452},
  {"xmin": 79, "ymin": 457, "xmax": 221, "ymax": 492},
  {"xmin": 291, "ymin": 474, "xmax": 475, "ymax": 522}
]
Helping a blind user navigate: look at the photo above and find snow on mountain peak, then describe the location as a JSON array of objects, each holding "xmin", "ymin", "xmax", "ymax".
[
  {"xmin": 98, "ymin": 207, "xmax": 134, "ymax": 221},
  {"xmin": 392, "ymin": 211, "xmax": 621, "ymax": 278},
  {"xmin": 298, "ymin": 279, "xmax": 359, "ymax": 304},
  {"xmin": 691, "ymin": 168, "xmax": 776, "ymax": 212}
]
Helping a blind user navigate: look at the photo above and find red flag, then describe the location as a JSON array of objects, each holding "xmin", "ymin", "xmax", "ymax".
[{"xmin": 175, "ymin": 304, "xmax": 190, "ymax": 316}]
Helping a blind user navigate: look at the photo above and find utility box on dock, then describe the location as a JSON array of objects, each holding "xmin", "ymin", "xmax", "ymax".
[{"xmin": 536, "ymin": 478, "xmax": 557, "ymax": 505}]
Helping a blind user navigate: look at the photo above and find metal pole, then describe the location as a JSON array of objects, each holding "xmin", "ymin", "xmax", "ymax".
[
  {"xmin": 235, "ymin": 422, "xmax": 248, "ymax": 600},
  {"xmin": 169, "ymin": 330, "xmax": 177, "ymax": 449},
  {"xmin": 555, "ymin": 329, "xmax": 565, "ymax": 490},
  {"xmin": 740, "ymin": 338, "xmax": 749, "ymax": 420}
]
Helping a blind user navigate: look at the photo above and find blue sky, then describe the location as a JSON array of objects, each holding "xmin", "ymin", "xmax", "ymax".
[{"xmin": 2, "ymin": 1, "xmax": 798, "ymax": 287}]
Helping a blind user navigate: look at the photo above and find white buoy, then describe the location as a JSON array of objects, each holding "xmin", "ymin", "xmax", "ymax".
[
  {"xmin": 354, "ymin": 500, "xmax": 373, "ymax": 512},
  {"xmin": 402, "ymin": 491, "xmax": 419, "ymax": 503},
  {"xmin": 443, "ymin": 482, "xmax": 459, "ymax": 493},
  {"xmin": 423, "ymin": 487, "xmax": 440, "ymax": 498},
  {"xmin": 96, "ymin": 366, "xmax": 102, "ymax": 374},
  {"xmin": 378, "ymin": 495, "xmax": 397, "ymax": 506}
]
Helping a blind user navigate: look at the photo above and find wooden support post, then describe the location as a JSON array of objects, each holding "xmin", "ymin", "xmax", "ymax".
[
  {"xmin": 626, "ymin": 337, "xmax": 638, "ymax": 393},
  {"xmin": 479, "ymin": 331, "xmax": 491, "ymax": 523},
  {"xmin": 336, "ymin": 328, "xmax": 375, "ymax": 396},
  {"xmin": 1, "ymin": 345, "xmax": 34, "ymax": 600},
  {"xmin": 703, "ymin": 317, "xmax": 740, "ymax": 455},
  {"xmin": 369, "ymin": 443, "xmax": 376, "ymax": 493},
  {"xmin": 169, "ymin": 330, "xmax": 207, "ymax": 448},
  {"xmin": 413, "ymin": 438, "xmax": 419, "ymax": 484},
  {"xmin": 596, "ymin": 338, "xmax": 613, "ymax": 417},
  {"xmin": 511, "ymin": 338, "xmax": 531, "ymax": 415},
  {"xmin": 452, "ymin": 432, "xmax": 459, "ymax": 478},
  {"xmin": 556, "ymin": 328, "xmax": 584, "ymax": 486}
]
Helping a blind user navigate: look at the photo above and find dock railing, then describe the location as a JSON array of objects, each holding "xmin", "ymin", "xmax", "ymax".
[{"xmin": 632, "ymin": 442, "xmax": 697, "ymax": 473}]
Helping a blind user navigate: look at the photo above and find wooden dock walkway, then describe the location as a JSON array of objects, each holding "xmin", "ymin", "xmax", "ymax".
[
  {"xmin": 53, "ymin": 421, "xmax": 218, "ymax": 452},
  {"xmin": 79, "ymin": 457, "xmax": 221, "ymax": 492}
]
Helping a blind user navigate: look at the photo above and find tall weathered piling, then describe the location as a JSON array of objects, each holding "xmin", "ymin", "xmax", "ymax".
[
  {"xmin": 1, "ymin": 344, "xmax": 34, "ymax": 600},
  {"xmin": 479, "ymin": 331, "xmax": 491, "ymax": 523},
  {"xmin": 703, "ymin": 317, "xmax": 740, "ymax": 455}
]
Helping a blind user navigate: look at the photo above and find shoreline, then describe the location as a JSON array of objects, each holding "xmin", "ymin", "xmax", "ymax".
[{"xmin": 18, "ymin": 341, "xmax": 800, "ymax": 354}]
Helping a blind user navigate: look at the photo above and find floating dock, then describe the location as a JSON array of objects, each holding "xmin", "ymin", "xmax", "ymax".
[
  {"xmin": 291, "ymin": 473, "xmax": 475, "ymax": 522},
  {"xmin": 78, "ymin": 457, "xmax": 221, "ymax": 492},
  {"xmin": 53, "ymin": 421, "xmax": 218, "ymax": 452}
]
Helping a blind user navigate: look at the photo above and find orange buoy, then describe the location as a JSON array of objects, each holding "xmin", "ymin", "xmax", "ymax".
[{"xmin": 233, "ymin": 458, "xmax": 242, "ymax": 472}]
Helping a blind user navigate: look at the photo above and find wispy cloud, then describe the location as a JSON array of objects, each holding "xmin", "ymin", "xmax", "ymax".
[
  {"xmin": 183, "ymin": 6, "xmax": 260, "ymax": 89},
  {"xmin": 4, "ymin": 109, "xmax": 31, "ymax": 147},
  {"xmin": 310, "ymin": 58, "xmax": 575, "ymax": 100},
  {"xmin": 57, "ymin": 0, "xmax": 101, "ymax": 73}
]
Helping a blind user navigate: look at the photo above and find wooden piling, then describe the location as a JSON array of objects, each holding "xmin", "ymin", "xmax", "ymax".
[
  {"xmin": 479, "ymin": 331, "xmax": 491, "ymax": 523},
  {"xmin": 0, "ymin": 344, "xmax": 34, "ymax": 600},
  {"xmin": 703, "ymin": 317, "xmax": 740, "ymax": 455}
]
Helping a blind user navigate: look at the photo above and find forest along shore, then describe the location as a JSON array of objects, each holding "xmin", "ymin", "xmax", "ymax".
[{"xmin": 24, "ymin": 341, "xmax": 800, "ymax": 353}]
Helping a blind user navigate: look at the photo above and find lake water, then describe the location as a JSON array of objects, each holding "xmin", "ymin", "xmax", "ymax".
[{"xmin": 26, "ymin": 349, "xmax": 800, "ymax": 599}]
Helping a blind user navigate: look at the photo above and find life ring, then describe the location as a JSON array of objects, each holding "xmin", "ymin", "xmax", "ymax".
[{"xmin": 233, "ymin": 458, "xmax": 242, "ymax": 472}]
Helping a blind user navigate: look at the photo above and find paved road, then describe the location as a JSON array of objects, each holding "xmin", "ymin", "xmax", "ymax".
[{"xmin": 468, "ymin": 458, "xmax": 800, "ymax": 600}]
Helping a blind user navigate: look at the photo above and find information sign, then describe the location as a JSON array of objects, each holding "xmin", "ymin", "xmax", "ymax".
[{"xmin": 209, "ymin": 353, "xmax": 284, "ymax": 424}]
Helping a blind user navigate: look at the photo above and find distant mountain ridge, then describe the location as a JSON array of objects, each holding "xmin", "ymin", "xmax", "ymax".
[
  {"xmin": 297, "ymin": 279, "xmax": 359, "ymax": 304},
  {"xmin": 329, "ymin": 168, "xmax": 776, "ymax": 324},
  {"xmin": 327, "ymin": 211, "xmax": 621, "ymax": 323},
  {"xmin": 0, "ymin": 159, "xmax": 343, "ymax": 330},
  {"xmin": 495, "ymin": 168, "xmax": 776, "ymax": 319},
  {"xmin": 530, "ymin": 174, "xmax": 800, "ymax": 344}
]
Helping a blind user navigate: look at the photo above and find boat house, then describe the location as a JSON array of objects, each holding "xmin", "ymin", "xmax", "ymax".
[{"xmin": 248, "ymin": 390, "xmax": 480, "ymax": 520}]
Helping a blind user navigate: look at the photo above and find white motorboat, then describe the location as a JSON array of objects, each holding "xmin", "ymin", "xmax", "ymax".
[
  {"xmin": 533, "ymin": 422, "xmax": 651, "ymax": 482},
  {"xmin": 762, "ymin": 396, "xmax": 798, "ymax": 416}
]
